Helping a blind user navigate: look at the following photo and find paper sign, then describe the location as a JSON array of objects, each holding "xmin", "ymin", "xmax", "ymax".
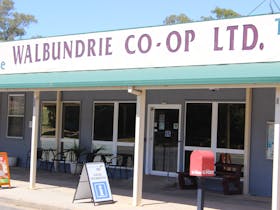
[{"xmin": 0, "ymin": 152, "xmax": 10, "ymax": 187}]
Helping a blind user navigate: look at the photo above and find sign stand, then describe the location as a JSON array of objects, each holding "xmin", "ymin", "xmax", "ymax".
[
  {"xmin": 197, "ymin": 177, "xmax": 204, "ymax": 210},
  {"xmin": 0, "ymin": 152, "xmax": 11, "ymax": 188},
  {"xmin": 73, "ymin": 162, "xmax": 113, "ymax": 205}
]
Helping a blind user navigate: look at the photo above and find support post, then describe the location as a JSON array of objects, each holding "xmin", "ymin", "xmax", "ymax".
[
  {"xmin": 272, "ymin": 87, "xmax": 280, "ymax": 210},
  {"xmin": 54, "ymin": 91, "xmax": 62, "ymax": 171},
  {"xmin": 243, "ymin": 88, "xmax": 252, "ymax": 194},
  {"xmin": 29, "ymin": 91, "xmax": 40, "ymax": 189},
  {"xmin": 132, "ymin": 89, "xmax": 146, "ymax": 206}
]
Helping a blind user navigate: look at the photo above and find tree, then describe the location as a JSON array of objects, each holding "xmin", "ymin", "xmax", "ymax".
[
  {"xmin": 0, "ymin": 0, "xmax": 37, "ymax": 40},
  {"xmin": 201, "ymin": 7, "xmax": 241, "ymax": 21},
  {"xmin": 164, "ymin": 7, "xmax": 240, "ymax": 25},
  {"xmin": 164, "ymin": 13, "xmax": 192, "ymax": 25}
]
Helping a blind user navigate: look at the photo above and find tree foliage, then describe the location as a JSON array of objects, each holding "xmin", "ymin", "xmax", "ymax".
[
  {"xmin": 164, "ymin": 13, "xmax": 192, "ymax": 25},
  {"xmin": 0, "ymin": 0, "xmax": 37, "ymax": 40},
  {"xmin": 164, "ymin": 7, "xmax": 241, "ymax": 25},
  {"xmin": 201, "ymin": 7, "xmax": 241, "ymax": 21}
]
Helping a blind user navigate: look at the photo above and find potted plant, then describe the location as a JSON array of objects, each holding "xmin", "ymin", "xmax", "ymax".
[
  {"xmin": 88, "ymin": 146, "xmax": 104, "ymax": 162},
  {"xmin": 69, "ymin": 144, "xmax": 86, "ymax": 174}
]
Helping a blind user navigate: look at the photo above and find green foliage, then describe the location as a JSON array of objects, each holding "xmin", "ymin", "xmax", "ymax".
[
  {"xmin": 205, "ymin": 7, "xmax": 241, "ymax": 20},
  {"xmin": 163, "ymin": 13, "xmax": 192, "ymax": 25},
  {"xmin": 0, "ymin": 0, "xmax": 37, "ymax": 40},
  {"xmin": 164, "ymin": 7, "xmax": 241, "ymax": 25},
  {"xmin": 69, "ymin": 143, "xmax": 86, "ymax": 162},
  {"xmin": 91, "ymin": 146, "xmax": 104, "ymax": 156}
]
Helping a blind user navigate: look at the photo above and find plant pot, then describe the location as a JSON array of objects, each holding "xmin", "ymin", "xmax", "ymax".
[
  {"xmin": 8, "ymin": 156, "xmax": 17, "ymax": 167},
  {"xmin": 70, "ymin": 162, "xmax": 83, "ymax": 174}
]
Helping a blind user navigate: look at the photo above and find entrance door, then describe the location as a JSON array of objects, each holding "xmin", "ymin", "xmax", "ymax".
[{"xmin": 148, "ymin": 105, "xmax": 180, "ymax": 176}]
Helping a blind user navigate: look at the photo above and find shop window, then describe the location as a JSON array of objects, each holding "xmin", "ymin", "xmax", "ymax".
[
  {"xmin": 185, "ymin": 103, "xmax": 212, "ymax": 147},
  {"xmin": 217, "ymin": 104, "xmax": 245, "ymax": 149},
  {"xmin": 7, "ymin": 94, "xmax": 25, "ymax": 138},
  {"xmin": 93, "ymin": 102, "xmax": 136, "ymax": 168},
  {"xmin": 184, "ymin": 101, "xmax": 245, "ymax": 172},
  {"xmin": 40, "ymin": 102, "xmax": 80, "ymax": 150},
  {"xmin": 62, "ymin": 103, "xmax": 80, "ymax": 139},
  {"xmin": 93, "ymin": 103, "xmax": 114, "ymax": 141},
  {"xmin": 41, "ymin": 103, "xmax": 56, "ymax": 137},
  {"xmin": 118, "ymin": 103, "xmax": 136, "ymax": 142}
]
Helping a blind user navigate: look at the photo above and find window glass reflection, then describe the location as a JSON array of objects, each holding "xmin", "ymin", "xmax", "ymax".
[
  {"xmin": 217, "ymin": 104, "xmax": 245, "ymax": 149},
  {"xmin": 185, "ymin": 103, "xmax": 212, "ymax": 147},
  {"xmin": 94, "ymin": 103, "xmax": 114, "ymax": 141},
  {"xmin": 118, "ymin": 103, "xmax": 136, "ymax": 142}
]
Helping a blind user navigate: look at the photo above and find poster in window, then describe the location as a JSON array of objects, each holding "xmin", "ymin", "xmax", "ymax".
[
  {"xmin": 158, "ymin": 114, "xmax": 165, "ymax": 130},
  {"xmin": 266, "ymin": 121, "xmax": 274, "ymax": 160}
]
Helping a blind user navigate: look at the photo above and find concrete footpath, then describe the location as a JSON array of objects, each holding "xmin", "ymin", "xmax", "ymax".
[{"xmin": 0, "ymin": 167, "xmax": 271, "ymax": 210}]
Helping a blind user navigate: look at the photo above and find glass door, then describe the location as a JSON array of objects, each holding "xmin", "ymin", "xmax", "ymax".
[{"xmin": 150, "ymin": 108, "xmax": 180, "ymax": 176}]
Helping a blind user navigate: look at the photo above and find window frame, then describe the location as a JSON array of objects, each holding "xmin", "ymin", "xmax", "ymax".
[
  {"xmin": 184, "ymin": 101, "xmax": 245, "ymax": 165},
  {"xmin": 7, "ymin": 93, "xmax": 25, "ymax": 139},
  {"xmin": 39, "ymin": 101, "xmax": 81, "ymax": 150},
  {"xmin": 61, "ymin": 101, "xmax": 81, "ymax": 140},
  {"xmin": 92, "ymin": 101, "xmax": 136, "ymax": 163}
]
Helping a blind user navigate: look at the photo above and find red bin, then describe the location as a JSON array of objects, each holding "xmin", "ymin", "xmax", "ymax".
[{"xmin": 189, "ymin": 150, "xmax": 214, "ymax": 177}]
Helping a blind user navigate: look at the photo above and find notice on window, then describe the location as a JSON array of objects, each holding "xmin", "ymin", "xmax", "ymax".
[
  {"xmin": 0, "ymin": 152, "xmax": 10, "ymax": 188},
  {"xmin": 266, "ymin": 122, "xmax": 274, "ymax": 160}
]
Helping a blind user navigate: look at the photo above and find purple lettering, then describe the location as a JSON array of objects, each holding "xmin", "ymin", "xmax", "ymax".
[
  {"xmin": 105, "ymin": 37, "xmax": 112, "ymax": 55},
  {"xmin": 87, "ymin": 39, "xmax": 96, "ymax": 56},
  {"xmin": 35, "ymin": 44, "xmax": 41, "ymax": 62},
  {"xmin": 75, "ymin": 40, "xmax": 85, "ymax": 57},
  {"xmin": 138, "ymin": 34, "xmax": 152, "ymax": 53},
  {"xmin": 214, "ymin": 27, "xmax": 223, "ymax": 51},
  {"xmin": 227, "ymin": 25, "xmax": 238, "ymax": 50},
  {"xmin": 99, "ymin": 38, "xmax": 103, "ymax": 56},
  {"xmin": 185, "ymin": 30, "xmax": 195, "ymax": 52},
  {"xmin": 24, "ymin": 45, "xmax": 32, "ymax": 63},
  {"xmin": 166, "ymin": 31, "xmax": 181, "ymax": 52},
  {"xmin": 125, "ymin": 35, "xmax": 135, "ymax": 54},
  {"xmin": 13, "ymin": 45, "xmax": 24, "ymax": 64},
  {"xmin": 63, "ymin": 41, "xmax": 73, "ymax": 59},
  {"xmin": 43, "ymin": 43, "xmax": 50, "ymax": 61},
  {"xmin": 242, "ymin": 24, "xmax": 258, "ymax": 50},
  {"xmin": 52, "ymin": 42, "xmax": 61, "ymax": 60}
]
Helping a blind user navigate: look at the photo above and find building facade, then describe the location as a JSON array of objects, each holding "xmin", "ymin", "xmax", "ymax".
[{"xmin": 0, "ymin": 13, "xmax": 280, "ymax": 206}]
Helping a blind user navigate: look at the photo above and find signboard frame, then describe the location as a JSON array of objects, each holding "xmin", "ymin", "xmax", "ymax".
[
  {"xmin": 0, "ymin": 152, "xmax": 11, "ymax": 188},
  {"xmin": 0, "ymin": 14, "xmax": 280, "ymax": 74},
  {"xmin": 73, "ymin": 162, "xmax": 113, "ymax": 205}
]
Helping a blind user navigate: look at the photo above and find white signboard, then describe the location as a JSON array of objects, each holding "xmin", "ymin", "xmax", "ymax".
[
  {"xmin": 73, "ymin": 162, "xmax": 113, "ymax": 204},
  {"xmin": 86, "ymin": 162, "xmax": 113, "ymax": 203},
  {"xmin": 0, "ymin": 14, "xmax": 280, "ymax": 74}
]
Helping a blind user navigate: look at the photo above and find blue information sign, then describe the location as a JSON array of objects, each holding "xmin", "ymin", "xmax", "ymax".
[{"xmin": 86, "ymin": 162, "xmax": 113, "ymax": 203}]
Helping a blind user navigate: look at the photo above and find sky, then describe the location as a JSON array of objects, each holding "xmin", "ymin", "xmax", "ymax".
[{"xmin": 12, "ymin": 0, "xmax": 280, "ymax": 39}]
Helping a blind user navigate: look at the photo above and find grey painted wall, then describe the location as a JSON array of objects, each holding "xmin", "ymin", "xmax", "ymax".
[
  {"xmin": 0, "ymin": 88, "xmax": 274, "ymax": 197},
  {"xmin": 0, "ymin": 92, "xmax": 34, "ymax": 167},
  {"xmin": 250, "ymin": 88, "xmax": 275, "ymax": 196}
]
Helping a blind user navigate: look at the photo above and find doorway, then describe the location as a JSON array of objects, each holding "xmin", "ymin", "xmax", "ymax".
[{"xmin": 146, "ymin": 105, "xmax": 181, "ymax": 176}]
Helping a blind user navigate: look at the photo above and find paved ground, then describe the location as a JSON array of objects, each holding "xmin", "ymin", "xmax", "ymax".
[{"xmin": 0, "ymin": 167, "xmax": 272, "ymax": 210}]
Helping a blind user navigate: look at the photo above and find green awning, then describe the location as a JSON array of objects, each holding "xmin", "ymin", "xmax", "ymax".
[{"xmin": 0, "ymin": 62, "xmax": 280, "ymax": 89}]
